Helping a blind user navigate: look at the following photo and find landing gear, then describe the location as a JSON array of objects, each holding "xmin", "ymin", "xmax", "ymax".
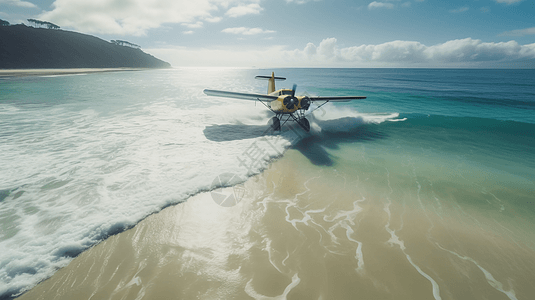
[
  {"xmin": 269, "ymin": 116, "xmax": 280, "ymax": 131},
  {"xmin": 297, "ymin": 117, "xmax": 310, "ymax": 132},
  {"xmin": 289, "ymin": 112, "xmax": 310, "ymax": 132},
  {"xmin": 268, "ymin": 113, "xmax": 310, "ymax": 132}
]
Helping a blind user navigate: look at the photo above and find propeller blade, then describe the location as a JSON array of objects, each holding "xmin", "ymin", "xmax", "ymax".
[{"xmin": 291, "ymin": 84, "xmax": 297, "ymax": 97}]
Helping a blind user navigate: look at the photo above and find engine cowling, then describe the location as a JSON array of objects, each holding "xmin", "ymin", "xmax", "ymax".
[
  {"xmin": 283, "ymin": 96, "xmax": 298, "ymax": 110},
  {"xmin": 299, "ymin": 97, "xmax": 311, "ymax": 110}
]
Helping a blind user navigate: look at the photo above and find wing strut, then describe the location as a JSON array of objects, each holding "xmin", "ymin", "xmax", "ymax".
[{"xmin": 309, "ymin": 100, "xmax": 331, "ymax": 113}]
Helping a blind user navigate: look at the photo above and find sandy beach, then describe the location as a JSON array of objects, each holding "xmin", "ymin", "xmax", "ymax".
[
  {"xmin": 16, "ymin": 149, "xmax": 535, "ymax": 300},
  {"xmin": 0, "ymin": 68, "xmax": 146, "ymax": 78}
]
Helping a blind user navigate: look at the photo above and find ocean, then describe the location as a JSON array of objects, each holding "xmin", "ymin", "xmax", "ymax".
[{"xmin": 1, "ymin": 68, "xmax": 534, "ymax": 300}]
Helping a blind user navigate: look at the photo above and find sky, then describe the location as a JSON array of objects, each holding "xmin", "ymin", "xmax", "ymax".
[{"xmin": 1, "ymin": 0, "xmax": 534, "ymax": 68}]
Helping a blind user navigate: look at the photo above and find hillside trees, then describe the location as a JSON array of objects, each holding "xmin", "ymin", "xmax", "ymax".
[
  {"xmin": 27, "ymin": 19, "xmax": 60, "ymax": 29},
  {"xmin": 0, "ymin": 19, "xmax": 10, "ymax": 26},
  {"xmin": 111, "ymin": 40, "xmax": 140, "ymax": 49}
]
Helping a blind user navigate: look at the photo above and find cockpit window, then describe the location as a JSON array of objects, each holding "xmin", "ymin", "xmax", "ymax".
[{"xmin": 281, "ymin": 90, "xmax": 292, "ymax": 95}]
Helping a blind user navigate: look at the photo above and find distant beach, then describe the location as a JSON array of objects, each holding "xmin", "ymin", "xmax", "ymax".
[{"xmin": 0, "ymin": 68, "xmax": 146, "ymax": 78}]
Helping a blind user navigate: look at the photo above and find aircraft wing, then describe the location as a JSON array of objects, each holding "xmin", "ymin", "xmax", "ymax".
[
  {"xmin": 204, "ymin": 89, "xmax": 278, "ymax": 102},
  {"xmin": 308, "ymin": 96, "xmax": 367, "ymax": 102}
]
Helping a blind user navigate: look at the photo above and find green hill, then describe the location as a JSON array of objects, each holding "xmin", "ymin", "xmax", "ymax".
[{"xmin": 0, "ymin": 25, "xmax": 171, "ymax": 69}]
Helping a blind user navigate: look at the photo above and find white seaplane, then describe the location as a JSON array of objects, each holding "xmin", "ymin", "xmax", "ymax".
[{"xmin": 204, "ymin": 73, "xmax": 366, "ymax": 132}]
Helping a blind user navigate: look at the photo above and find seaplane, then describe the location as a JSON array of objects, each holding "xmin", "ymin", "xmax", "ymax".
[{"xmin": 203, "ymin": 72, "xmax": 366, "ymax": 132}]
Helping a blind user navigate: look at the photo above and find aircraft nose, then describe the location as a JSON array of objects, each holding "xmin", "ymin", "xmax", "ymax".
[{"xmin": 283, "ymin": 95, "xmax": 297, "ymax": 109}]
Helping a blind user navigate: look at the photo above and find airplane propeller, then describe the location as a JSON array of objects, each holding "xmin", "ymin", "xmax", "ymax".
[{"xmin": 284, "ymin": 84, "xmax": 298, "ymax": 109}]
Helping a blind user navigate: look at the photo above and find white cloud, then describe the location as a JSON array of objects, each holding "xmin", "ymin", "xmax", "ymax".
[
  {"xmin": 0, "ymin": 0, "xmax": 36, "ymax": 8},
  {"xmin": 38, "ymin": 0, "xmax": 261, "ymax": 36},
  {"xmin": 368, "ymin": 2, "xmax": 394, "ymax": 9},
  {"xmin": 205, "ymin": 16, "xmax": 223, "ymax": 23},
  {"xmin": 423, "ymin": 39, "xmax": 530, "ymax": 62},
  {"xmin": 222, "ymin": 27, "xmax": 275, "ymax": 35},
  {"xmin": 183, "ymin": 21, "xmax": 203, "ymax": 29},
  {"xmin": 339, "ymin": 40, "xmax": 426, "ymax": 63},
  {"xmin": 499, "ymin": 27, "xmax": 535, "ymax": 37},
  {"xmin": 317, "ymin": 37, "xmax": 338, "ymax": 58},
  {"xmin": 183, "ymin": 30, "xmax": 194, "ymax": 35},
  {"xmin": 495, "ymin": 0, "xmax": 523, "ymax": 4},
  {"xmin": 225, "ymin": 3, "xmax": 263, "ymax": 17},
  {"xmin": 449, "ymin": 6, "xmax": 469, "ymax": 13}
]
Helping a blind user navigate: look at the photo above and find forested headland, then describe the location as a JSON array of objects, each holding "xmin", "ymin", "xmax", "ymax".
[{"xmin": 0, "ymin": 23, "xmax": 171, "ymax": 69}]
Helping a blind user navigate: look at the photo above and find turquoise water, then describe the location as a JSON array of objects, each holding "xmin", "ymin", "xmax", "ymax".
[{"xmin": 1, "ymin": 68, "xmax": 534, "ymax": 299}]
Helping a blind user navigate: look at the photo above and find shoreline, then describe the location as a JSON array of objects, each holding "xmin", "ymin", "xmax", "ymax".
[
  {"xmin": 15, "ymin": 148, "xmax": 535, "ymax": 300},
  {"xmin": 0, "ymin": 68, "xmax": 148, "ymax": 78}
]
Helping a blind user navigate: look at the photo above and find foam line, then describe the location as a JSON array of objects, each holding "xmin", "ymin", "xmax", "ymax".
[
  {"xmin": 284, "ymin": 206, "xmax": 326, "ymax": 230},
  {"xmin": 264, "ymin": 238, "xmax": 284, "ymax": 274},
  {"xmin": 244, "ymin": 273, "xmax": 300, "ymax": 300},
  {"xmin": 281, "ymin": 251, "xmax": 290, "ymax": 267},
  {"xmin": 384, "ymin": 203, "xmax": 405, "ymax": 251},
  {"xmin": 323, "ymin": 199, "xmax": 364, "ymax": 223},
  {"xmin": 435, "ymin": 243, "xmax": 518, "ymax": 300},
  {"xmin": 384, "ymin": 202, "xmax": 441, "ymax": 299},
  {"xmin": 405, "ymin": 254, "xmax": 442, "ymax": 300},
  {"xmin": 341, "ymin": 223, "xmax": 365, "ymax": 274}
]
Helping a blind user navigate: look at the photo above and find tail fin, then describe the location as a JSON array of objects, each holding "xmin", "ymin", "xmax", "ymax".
[{"xmin": 255, "ymin": 72, "xmax": 286, "ymax": 94}]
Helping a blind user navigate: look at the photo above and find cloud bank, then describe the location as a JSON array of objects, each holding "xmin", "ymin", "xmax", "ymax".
[
  {"xmin": 285, "ymin": 38, "xmax": 535, "ymax": 67},
  {"xmin": 39, "ymin": 0, "xmax": 262, "ymax": 35},
  {"xmin": 286, "ymin": 38, "xmax": 535, "ymax": 65},
  {"xmin": 148, "ymin": 37, "xmax": 535, "ymax": 68}
]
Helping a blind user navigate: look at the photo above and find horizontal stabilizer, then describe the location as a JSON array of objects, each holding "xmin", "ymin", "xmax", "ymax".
[{"xmin": 255, "ymin": 75, "xmax": 286, "ymax": 81}]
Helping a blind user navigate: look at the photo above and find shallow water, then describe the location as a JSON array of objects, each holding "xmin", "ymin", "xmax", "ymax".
[
  {"xmin": 1, "ymin": 68, "xmax": 534, "ymax": 299},
  {"xmin": 17, "ymin": 147, "xmax": 535, "ymax": 300}
]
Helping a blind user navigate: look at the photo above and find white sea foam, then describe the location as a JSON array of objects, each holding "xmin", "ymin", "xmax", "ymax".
[
  {"xmin": 245, "ymin": 273, "xmax": 300, "ymax": 300},
  {"xmin": 0, "ymin": 104, "xmax": 21, "ymax": 114},
  {"xmin": 307, "ymin": 102, "xmax": 400, "ymax": 133}
]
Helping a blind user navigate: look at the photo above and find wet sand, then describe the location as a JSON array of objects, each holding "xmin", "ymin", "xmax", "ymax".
[
  {"xmin": 0, "ymin": 68, "xmax": 145, "ymax": 78},
  {"xmin": 17, "ymin": 150, "xmax": 535, "ymax": 300}
]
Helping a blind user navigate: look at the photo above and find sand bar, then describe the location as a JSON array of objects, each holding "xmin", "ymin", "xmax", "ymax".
[{"xmin": 0, "ymin": 68, "xmax": 146, "ymax": 78}]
